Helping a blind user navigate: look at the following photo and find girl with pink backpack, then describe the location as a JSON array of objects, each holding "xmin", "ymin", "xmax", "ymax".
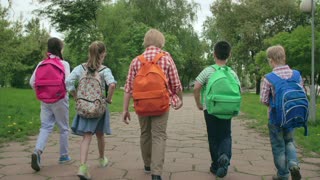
[{"xmin": 29, "ymin": 37, "xmax": 71, "ymax": 171}]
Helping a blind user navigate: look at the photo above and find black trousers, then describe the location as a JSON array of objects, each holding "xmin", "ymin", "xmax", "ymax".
[{"xmin": 204, "ymin": 110, "xmax": 232, "ymax": 170}]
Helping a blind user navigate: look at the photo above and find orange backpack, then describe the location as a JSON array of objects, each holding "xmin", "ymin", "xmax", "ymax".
[{"xmin": 132, "ymin": 52, "xmax": 170, "ymax": 116}]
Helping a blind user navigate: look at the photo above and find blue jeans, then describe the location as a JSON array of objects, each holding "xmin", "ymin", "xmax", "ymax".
[
  {"xmin": 268, "ymin": 123, "xmax": 299, "ymax": 179},
  {"xmin": 204, "ymin": 110, "xmax": 232, "ymax": 171}
]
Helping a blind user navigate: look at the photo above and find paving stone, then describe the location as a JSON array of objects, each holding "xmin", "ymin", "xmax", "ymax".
[
  {"xmin": 0, "ymin": 174, "xmax": 47, "ymax": 180},
  {"xmin": 301, "ymin": 157, "xmax": 320, "ymax": 164},
  {"xmin": 0, "ymin": 164, "xmax": 33, "ymax": 175}
]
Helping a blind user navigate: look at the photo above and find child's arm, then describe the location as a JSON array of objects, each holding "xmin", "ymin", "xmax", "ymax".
[
  {"xmin": 106, "ymin": 83, "xmax": 116, "ymax": 104},
  {"xmin": 193, "ymin": 81, "xmax": 203, "ymax": 110},
  {"xmin": 29, "ymin": 62, "xmax": 42, "ymax": 89},
  {"xmin": 103, "ymin": 68, "xmax": 117, "ymax": 104}
]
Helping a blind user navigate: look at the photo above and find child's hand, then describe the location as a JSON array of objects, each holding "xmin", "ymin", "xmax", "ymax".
[
  {"xmin": 106, "ymin": 98, "xmax": 112, "ymax": 104},
  {"xmin": 172, "ymin": 99, "xmax": 183, "ymax": 110},
  {"xmin": 196, "ymin": 103, "xmax": 203, "ymax": 110},
  {"xmin": 122, "ymin": 111, "xmax": 131, "ymax": 124}
]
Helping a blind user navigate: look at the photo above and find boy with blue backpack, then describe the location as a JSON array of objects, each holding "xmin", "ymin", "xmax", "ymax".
[
  {"xmin": 260, "ymin": 45, "xmax": 307, "ymax": 180},
  {"xmin": 193, "ymin": 41, "xmax": 241, "ymax": 178}
]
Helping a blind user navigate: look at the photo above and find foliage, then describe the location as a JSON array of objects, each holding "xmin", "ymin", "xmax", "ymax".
[
  {"xmin": 35, "ymin": 0, "xmax": 204, "ymax": 87},
  {"xmin": 203, "ymin": 0, "xmax": 310, "ymax": 92},
  {"xmin": 36, "ymin": 0, "xmax": 110, "ymax": 67},
  {"xmin": 0, "ymin": 4, "xmax": 49, "ymax": 88},
  {"xmin": 263, "ymin": 26, "xmax": 320, "ymax": 86}
]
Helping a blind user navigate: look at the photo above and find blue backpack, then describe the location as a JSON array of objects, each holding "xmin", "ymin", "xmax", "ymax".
[{"xmin": 266, "ymin": 70, "xmax": 309, "ymax": 136}]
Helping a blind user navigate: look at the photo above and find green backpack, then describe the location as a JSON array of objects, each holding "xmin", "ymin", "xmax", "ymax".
[{"xmin": 205, "ymin": 64, "xmax": 241, "ymax": 119}]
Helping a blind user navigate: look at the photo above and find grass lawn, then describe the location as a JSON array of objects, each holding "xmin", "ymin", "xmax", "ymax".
[
  {"xmin": 241, "ymin": 93, "xmax": 320, "ymax": 156},
  {"xmin": 0, "ymin": 88, "xmax": 128, "ymax": 144},
  {"xmin": 0, "ymin": 88, "xmax": 319, "ymax": 156}
]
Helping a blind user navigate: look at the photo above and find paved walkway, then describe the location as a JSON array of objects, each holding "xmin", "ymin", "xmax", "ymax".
[{"xmin": 0, "ymin": 94, "xmax": 319, "ymax": 180}]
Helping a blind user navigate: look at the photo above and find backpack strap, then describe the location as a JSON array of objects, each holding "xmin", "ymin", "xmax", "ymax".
[
  {"xmin": 138, "ymin": 55, "xmax": 148, "ymax": 64},
  {"xmin": 212, "ymin": 64, "xmax": 220, "ymax": 71},
  {"xmin": 81, "ymin": 64, "xmax": 106, "ymax": 72},
  {"xmin": 289, "ymin": 70, "xmax": 301, "ymax": 83},
  {"xmin": 81, "ymin": 63, "xmax": 87, "ymax": 71},
  {"xmin": 265, "ymin": 72, "xmax": 283, "ymax": 86},
  {"xmin": 138, "ymin": 52, "xmax": 165, "ymax": 64},
  {"xmin": 152, "ymin": 52, "xmax": 165, "ymax": 64}
]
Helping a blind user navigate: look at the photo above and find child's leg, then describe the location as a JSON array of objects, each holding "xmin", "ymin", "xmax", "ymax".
[
  {"xmin": 80, "ymin": 133, "xmax": 93, "ymax": 164},
  {"xmin": 268, "ymin": 123, "xmax": 289, "ymax": 178},
  {"xmin": 96, "ymin": 132, "xmax": 105, "ymax": 158},
  {"xmin": 52, "ymin": 98, "xmax": 69, "ymax": 156},
  {"xmin": 35, "ymin": 103, "xmax": 55, "ymax": 153}
]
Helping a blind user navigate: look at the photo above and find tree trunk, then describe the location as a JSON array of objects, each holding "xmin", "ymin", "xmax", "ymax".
[{"xmin": 256, "ymin": 76, "xmax": 261, "ymax": 95}]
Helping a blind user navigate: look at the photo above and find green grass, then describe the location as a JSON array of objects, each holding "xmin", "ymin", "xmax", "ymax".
[
  {"xmin": 240, "ymin": 93, "xmax": 320, "ymax": 156},
  {"xmin": 0, "ymin": 88, "xmax": 130, "ymax": 144}
]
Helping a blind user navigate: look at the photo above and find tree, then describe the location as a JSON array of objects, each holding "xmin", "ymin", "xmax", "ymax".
[
  {"xmin": 262, "ymin": 26, "xmax": 320, "ymax": 96},
  {"xmin": 10, "ymin": 18, "xmax": 49, "ymax": 88},
  {"xmin": 36, "ymin": 0, "xmax": 110, "ymax": 66},
  {"xmin": 204, "ymin": 0, "xmax": 307, "ymax": 94}
]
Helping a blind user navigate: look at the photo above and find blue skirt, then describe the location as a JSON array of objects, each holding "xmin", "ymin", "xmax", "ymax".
[{"xmin": 71, "ymin": 108, "xmax": 111, "ymax": 136}]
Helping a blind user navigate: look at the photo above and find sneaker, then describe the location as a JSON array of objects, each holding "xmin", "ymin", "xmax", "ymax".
[
  {"xmin": 77, "ymin": 164, "xmax": 91, "ymax": 180},
  {"xmin": 99, "ymin": 157, "xmax": 109, "ymax": 167},
  {"xmin": 210, "ymin": 166, "xmax": 217, "ymax": 174},
  {"xmin": 31, "ymin": 150, "xmax": 41, "ymax": 171},
  {"xmin": 59, "ymin": 155, "xmax": 72, "ymax": 164},
  {"xmin": 290, "ymin": 166, "xmax": 301, "ymax": 180},
  {"xmin": 216, "ymin": 154, "xmax": 229, "ymax": 178},
  {"xmin": 144, "ymin": 166, "xmax": 151, "ymax": 174},
  {"xmin": 151, "ymin": 174, "xmax": 162, "ymax": 180}
]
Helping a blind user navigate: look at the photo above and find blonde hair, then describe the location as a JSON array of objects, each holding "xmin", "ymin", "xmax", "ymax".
[
  {"xmin": 143, "ymin": 29, "xmax": 165, "ymax": 48},
  {"xmin": 266, "ymin": 45, "xmax": 286, "ymax": 65},
  {"xmin": 87, "ymin": 41, "xmax": 106, "ymax": 72}
]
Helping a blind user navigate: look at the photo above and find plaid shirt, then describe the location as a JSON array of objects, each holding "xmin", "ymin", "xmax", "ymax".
[
  {"xmin": 124, "ymin": 46, "xmax": 182, "ymax": 103},
  {"xmin": 260, "ymin": 65, "xmax": 303, "ymax": 106}
]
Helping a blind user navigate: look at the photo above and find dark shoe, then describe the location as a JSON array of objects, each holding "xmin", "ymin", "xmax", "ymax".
[
  {"xmin": 144, "ymin": 166, "xmax": 151, "ymax": 174},
  {"xmin": 31, "ymin": 150, "xmax": 41, "ymax": 171},
  {"xmin": 151, "ymin": 174, "xmax": 162, "ymax": 180},
  {"xmin": 290, "ymin": 166, "xmax": 301, "ymax": 180},
  {"xmin": 216, "ymin": 154, "xmax": 228, "ymax": 178},
  {"xmin": 210, "ymin": 166, "xmax": 217, "ymax": 174}
]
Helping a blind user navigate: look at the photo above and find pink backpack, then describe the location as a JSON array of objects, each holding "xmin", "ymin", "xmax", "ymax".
[{"xmin": 35, "ymin": 54, "xmax": 66, "ymax": 103}]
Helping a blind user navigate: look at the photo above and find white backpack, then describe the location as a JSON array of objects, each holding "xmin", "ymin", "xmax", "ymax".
[{"xmin": 76, "ymin": 64, "xmax": 106, "ymax": 119}]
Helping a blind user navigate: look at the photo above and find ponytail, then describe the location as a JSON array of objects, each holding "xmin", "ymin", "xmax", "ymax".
[{"xmin": 87, "ymin": 41, "xmax": 106, "ymax": 72}]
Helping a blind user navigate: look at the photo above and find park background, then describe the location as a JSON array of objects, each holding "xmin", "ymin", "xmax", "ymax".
[{"xmin": 0, "ymin": 0, "xmax": 319, "ymax": 156}]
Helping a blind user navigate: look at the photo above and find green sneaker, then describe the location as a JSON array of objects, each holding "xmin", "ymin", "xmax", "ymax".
[
  {"xmin": 77, "ymin": 164, "xmax": 91, "ymax": 180},
  {"xmin": 99, "ymin": 157, "xmax": 109, "ymax": 167}
]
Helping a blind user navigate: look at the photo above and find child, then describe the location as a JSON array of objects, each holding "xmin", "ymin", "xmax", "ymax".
[
  {"xmin": 193, "ymin": 41, "xmax": 240, "ymax": 178},
  {"xmin": 66, "ymin": 41, "xmax": 116, "ymax": 180},
  {"xmin": 260, "ymin": 45, "xmax": 302, "ymax": 180},
  {"xmin": 29, "ymin": 37, "xmax": 71, "ymax": 171},
  {"xmin": 122, "ymin": 29, "xmax": 183, "ymax": 180}
]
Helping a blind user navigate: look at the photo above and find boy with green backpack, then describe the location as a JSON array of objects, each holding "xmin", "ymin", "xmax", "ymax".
[{"xmin": 193, "ymin": 41, "xmax": 241, "ymax": 178}]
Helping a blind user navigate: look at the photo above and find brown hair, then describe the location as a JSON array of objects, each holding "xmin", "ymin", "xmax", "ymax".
[
  {"xmin": 266, "ymin": 45, "xmax": 286, "ymax": 65},
  {"xmin": 48, "ymin": 37, "xmax": 64, "ymax": 59},
  {"xmin": 87, "ymin": 41, "xmax": 106, "ymax": 72},
  {"xmin": 143, "ymin": 29, "xmax": 165, "ymax": 48}
]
